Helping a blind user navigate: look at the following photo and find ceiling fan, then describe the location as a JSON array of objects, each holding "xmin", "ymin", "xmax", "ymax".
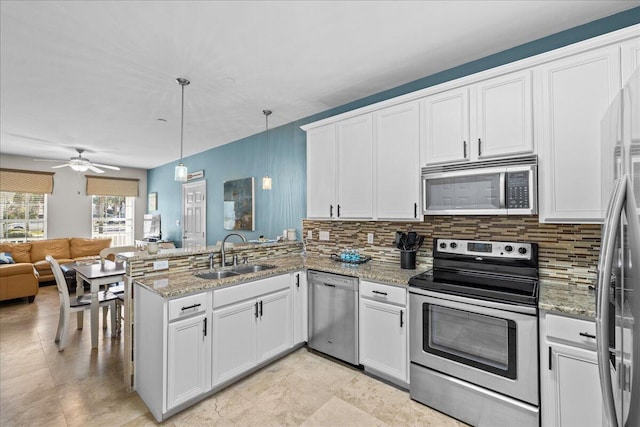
[{"xmin": 34, "ymin": 148, "xmax": 120, "ymax": 173}]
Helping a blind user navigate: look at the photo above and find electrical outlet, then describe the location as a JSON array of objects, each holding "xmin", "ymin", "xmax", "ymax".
[
  {"xmin": 153, "ymin": 260, "xmax": 169, "ymax": 270},
  {"xmin": 307, "ymin": 230, "xmax": 313, "ymax": 239},
  {"xmin": 319, "ymin": 231, "xmax": 330, "ymax": 241},
  {"xmin": 367, "ymin": 233, "xmax": 374, "ymax": 244}
]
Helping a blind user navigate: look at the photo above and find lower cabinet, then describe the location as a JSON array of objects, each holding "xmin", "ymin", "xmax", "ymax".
[
  {"xmin": 358, "ymin": 280, "xmax": 408, "ymax": 386},
  {"xmin": 167, "ymin": 312, "xmax": 209, "ymax": 409},
  {"xmin": 211, "ymin": 275, "xmax": 292, "ymax": 388},
  {"xmin": 540, "ymin": 311, "xmax": 604, "ymax": 427},
  {"xmin": 292, "ymin": 270, "xmax": 308, "ymax": 345}
]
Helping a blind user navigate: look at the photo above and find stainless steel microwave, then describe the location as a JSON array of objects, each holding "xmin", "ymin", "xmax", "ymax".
[{"xmin": 422, "ymin": 155, "xmax": 538, "ymax": 215}]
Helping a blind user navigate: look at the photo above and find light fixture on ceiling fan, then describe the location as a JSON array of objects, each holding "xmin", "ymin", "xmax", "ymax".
[
  {"xmin": 174, "ymin": 77, "xmax": 190, "ymax": 182},
  {"xmin": 33, "ymin": 148, "xmax": 120, "ymax": 174},
  {"xmin": 262, "ymin": 109, "xmax": 272, "ymax": 190}
]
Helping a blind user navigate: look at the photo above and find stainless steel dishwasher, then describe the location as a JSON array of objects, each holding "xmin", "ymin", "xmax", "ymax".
[{"xmin": 307, "ymin": 270, "xmax": 359, "ymax": 365}]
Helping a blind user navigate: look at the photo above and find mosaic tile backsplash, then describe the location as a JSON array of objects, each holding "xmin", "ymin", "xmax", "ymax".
[{"xmin": 302, "ymin": 216, "xmax": 601, "ymax": 286}]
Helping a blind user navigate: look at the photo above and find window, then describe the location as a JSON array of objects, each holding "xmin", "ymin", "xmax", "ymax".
[
  {"xmin": 0, "ymin": 191, "xmax": 47, "ymax": 242},
  {"xmin": 91, "ymin": 195, "xmax": 134, "ymax": 246}
]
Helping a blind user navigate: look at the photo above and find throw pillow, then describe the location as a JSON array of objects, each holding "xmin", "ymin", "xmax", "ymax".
[{"xmin": 0, "ymin": 252, "xmax": 15, "ymax": 264}]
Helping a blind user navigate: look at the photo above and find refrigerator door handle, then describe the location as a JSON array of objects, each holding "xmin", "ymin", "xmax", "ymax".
[{"xmin": 596, "ymin": 176, "xmax": 627, "ymax": 427}]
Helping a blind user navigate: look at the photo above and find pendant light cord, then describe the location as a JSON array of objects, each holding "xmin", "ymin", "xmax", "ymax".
[{"xmin": 177, "ymin": 78, "xmax": 190, "ymax": 164}]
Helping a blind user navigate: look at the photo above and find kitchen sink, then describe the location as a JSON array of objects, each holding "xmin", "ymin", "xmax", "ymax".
[
  {"xmin": 195, "ymin": 270, "xmax": 239, "ymax": 280},
  {"xmin": 231, "ymin": 264, "xmax": 276, "ymax": 274},
  {"xmin": 194, "ymin": 264, "xmax": 276, "ymax": 280}
]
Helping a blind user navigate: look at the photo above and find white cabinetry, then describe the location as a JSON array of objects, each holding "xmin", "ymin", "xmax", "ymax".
[
  {"xmin": 211, "ymin": 275, "xmax": 292, "ymax": 388},
  {"xmin": 306, "ymin": 115, "xmax": 373, "ymax": 219},
  {"xmin": 374, "ymin": 102, "xmax": 421, "ymax": 220},
  {"xmin": 292, "ymin": 271, "xmax": 308, "ymax": 345},
  {"xmin": 421, "ymin": 70, "xmax": 533, "ymax": 166},
  {"xmin": 306, "ymin": 125, "xmax": 336, "ymax": 219},
  {"xmin": 621, "ymin": 36, "xmax": 640, "ymax": 84},
  {"xmin": 540, "ymin": 311, "xmax": 604, "ymax": 427},
  {"xmin": 135, "ymin": 288, "xmax": 210, "ymax": 422},
  {"xmin": 358, "ymin": 281, "xmax": 408, "ymax": 386},
  {"xmin": 422, "ymin": 87, "xmax": 469, "ymax": 165},
  {"xmin": 537, "ymin": 44, "xmax": 621, "ymax": 223}
]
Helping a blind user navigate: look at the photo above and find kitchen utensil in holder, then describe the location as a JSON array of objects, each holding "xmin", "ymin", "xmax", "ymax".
[{"xmin": 400, "ymin": 250, "xmax": 416, "ymax": 270}]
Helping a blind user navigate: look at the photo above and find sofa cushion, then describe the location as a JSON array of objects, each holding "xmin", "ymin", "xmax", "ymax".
[
  {"xmin": 0, "ymin": 243, "xmax": 32, "ymax": 263},
  {"xmin": 69, "ymin": 238, "xmax": 111, "ymax": 259},
  {"xmin": 29, "ymin": 238, "xmax": 70, "ymax": 262},
  {"xmin": 0, "ymin": 262, "xmax": 35, "ymax": 276},
  {"xmin": 0, "ymin": 253, "xmax": 15, "ymax": 264}
]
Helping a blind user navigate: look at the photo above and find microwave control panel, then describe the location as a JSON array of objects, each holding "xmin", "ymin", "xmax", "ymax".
[{"xmin": 506, "ymin": 171, "xmax": 530, "ymax": 209}]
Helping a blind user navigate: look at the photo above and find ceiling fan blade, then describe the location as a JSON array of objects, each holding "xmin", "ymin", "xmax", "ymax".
[
  {"xmin": 51, "ymin": 164, "xmax": 71, "ymax": 169},
  {"xmin": 91, "ymin": 163, "xmax": 120, "ymax": 171},
  {"xmin": 87, "ymin": 165, "xmax": 105, "ymax": 174},
  {"xmin": 33, "ymin": 158, "xmax": 68, "ymax": 163}
]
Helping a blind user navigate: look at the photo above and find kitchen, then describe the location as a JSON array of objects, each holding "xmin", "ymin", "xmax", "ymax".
[{"xmin": 1, "ymin": 2, "xmax": 639, "ymax": 426}]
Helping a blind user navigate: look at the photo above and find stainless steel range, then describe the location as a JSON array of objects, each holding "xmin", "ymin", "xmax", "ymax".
[{"xmin": 409, "ymin": 238, "xmax": 539, "ymax": 427}]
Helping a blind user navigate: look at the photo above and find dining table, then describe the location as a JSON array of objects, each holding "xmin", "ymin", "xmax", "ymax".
[{"xmin": 73, "ymin": 259, "xmax": 126, "ymax": 348}]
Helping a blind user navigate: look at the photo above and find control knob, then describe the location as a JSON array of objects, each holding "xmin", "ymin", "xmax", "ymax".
[
  {"xmin": 439, "ymin": 242, "xmax": 447, "ymax": 249},
  {"xmin": 450, "ymin": 242, "xmax": 458, "ymax": 249},
  {"xmin": 518, "ymin": 247, "xmax": 528, "ymax": 255},
  {"xmin": 504, "ymin": 245, "xmax": 513, "ymax": 252}
]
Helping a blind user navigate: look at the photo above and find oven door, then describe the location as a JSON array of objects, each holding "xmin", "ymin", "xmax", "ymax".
[{"xmin": 410, "ymin": 290, "xmax": 538, "ymax": 405}]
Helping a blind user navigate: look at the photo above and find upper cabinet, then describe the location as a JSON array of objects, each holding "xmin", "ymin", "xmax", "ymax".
[
  {"xmin": 336, "ymin": 115, "xmax": 374, "ymax": 219},
  {"xmin": 536, "ymin": 44, "xmax": 621, "ymax": 223},
  {"xmin": 472, "ymin": 71, "xmax": 534, "ymax": 159},
  {"xmin": 375, "ymin": 101, "xmax": 421, "ymax": 220},
  {"xmin": 621, "ymin": 37, "xmax": 640, "ymax": 84},
  {"xmin": 306, "ymin": 115, "xmax": 374, "ymax": 220},
  {"xmin": 421, "ymin": 70, "xmax": 533, "ymax": 166},
  {"xmin": 421, "ymin": 87, "xmax": 469, "ymax": 165}
]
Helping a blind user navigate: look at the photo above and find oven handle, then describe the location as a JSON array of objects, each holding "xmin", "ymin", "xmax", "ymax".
[
  {"xmin": 499, "ymin": 172, "xmax": 506, "ymax": 209},
  {"xmin": 413, "ymin": 292, "xmax": 537, "ymax": 320},
  {"xmin": 408, "ymin": 288, "xmax": 537, "ymax": 316},
  {"xmin": 596, "ymin": 176, "xmax": 626, "ymax": 427}
]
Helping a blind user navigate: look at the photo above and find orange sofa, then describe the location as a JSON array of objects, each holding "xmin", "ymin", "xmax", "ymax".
[{"xmin": 0, "ymin": 238, "xmax": 112, "ymax": 302}]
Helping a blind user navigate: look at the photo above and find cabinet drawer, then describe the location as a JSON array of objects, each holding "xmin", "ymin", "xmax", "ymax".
[
  {"xmin": 360, "ymin": 280, "xmax": 406, "ymax": 306},
  {"xmin": 168, "ymin": 292, "xmax": 208, "ymax": 321},
  {"xmin": 213, "ymin": 274, "xmax": 290, "ymax": 309},
  {"xmin": 545, "ymin": 313, "xmax": 597, "ymax": 349}
]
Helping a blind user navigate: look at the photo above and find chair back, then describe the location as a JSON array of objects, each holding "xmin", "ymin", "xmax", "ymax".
[
  {"xmin": 99, "ymin": 246, "xmax": 139, "ymax": 263},
  {"xmin": 46, "ymin": 255, "xmax": 71, "ymax": 308}
]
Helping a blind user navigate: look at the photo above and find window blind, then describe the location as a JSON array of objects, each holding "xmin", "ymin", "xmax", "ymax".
[
  {"xmin": 0, "ymin": 168, "xmax": 54, "ymax": 193},
  {"xmin": 86, "ymin": 176, "xmax": 139, "ymax": 197}
]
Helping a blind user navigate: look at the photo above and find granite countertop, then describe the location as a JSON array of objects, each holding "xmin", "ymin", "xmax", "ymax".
[
  {"xmin": 538, "ymin": 279, "xmax": 597, "ymax": 319},
  {"xmin": 134, "ymin": 254, "xmax": 428, "ymax": 299}
]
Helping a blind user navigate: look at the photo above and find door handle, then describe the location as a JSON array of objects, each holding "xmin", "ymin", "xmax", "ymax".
[
  {"xmin": 414, "ymin": 203, "xmax": 418, "ymax": 218},
  {"xmin": 579, "ymin": 332, "xmax": 596, "ymax": 339},
  {"xmin": 400, "ymin": 310, "xmax": 404, "ymax": 328},
  {"xmin": 372, "ymin": 290, "xmax": 388, "ymax": 296},
  {"xmin": 259, "ymin": 300, "xmax": 263, "ymax": 317},
  {"xmin": 478, "ymin": 138, "xmax": 482, "ymax": 156},
  {"xmin": 337, "ymin": 205, "xmax": 341, "ymax": 217},
  {"xmin": 203, "ymin": 317, "xmax": 207, "ymax": 337},
  {"xmin": 255, "ymin": 301, "xmax": 259, "ymax": 318},
  {"xmin": 330, "ymin": 205, "xmax": 333, "ymax": 218},
  {"xmin": 296, "ymin": 274, "xmax": 300, "ymax": 288},
  {"xmin": 463, "ymin": 141, "xmax": 467, "ymax": 158}
]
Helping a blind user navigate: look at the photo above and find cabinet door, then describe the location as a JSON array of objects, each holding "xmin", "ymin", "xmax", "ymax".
[
  {"xmin": 307, "ymin": 125, "xmax": 336, "ymax": 219},
  {"xmin": 621, "ymin": 37, "xmax": 640, "ymax": 84},
  {"xmin": 359, "ymin": 298, "xmax": 407, "ymax": 383},
  {"xmin": 474, "ymin": 71, "xmax": 533, "ymax": 159},
  {"xmin": 292, "ymin": 271, "xmax": 308, "ymax": 345},
  {"xmin": 375, "ymin": 102, "xmax": 421, "ymax": 220},
  {"xmin": 538, "ymin": 45, "xmax": 621, "ymax": 223},
  {"xmin": 167, "ymin": 313, "xmax": 208, "ymax": 409},
  {"xmin": 336, "ymin": 114, "xmax": 374, "ymax": 218},
  {"xmin": 543, "ymin": 343, "xmax": 604, "ymax": 427},
  {"xmin": 257, "ymin": 288, "xmax": 292, "ymax": 363},
  {"xmin": 211, "ymin": 299, "xmax": 257, "ymax": 387},
  {"xmin": 422, "ymin": 87, "xmax": 469, "ymax": 165}
]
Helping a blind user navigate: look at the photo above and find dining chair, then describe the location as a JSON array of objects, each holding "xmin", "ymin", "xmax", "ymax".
[
  {"xmin": 47, "ymin": 255, "xmax": 119, "ymax": 351},
  {"xmin": 98, "ymin": 246, "xmax": 139, "ymax": 333}
]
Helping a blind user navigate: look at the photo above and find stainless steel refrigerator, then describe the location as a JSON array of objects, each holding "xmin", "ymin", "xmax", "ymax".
[{"xmin": 597, "ymin": 67, "xmax": 640, "ymax": 427}]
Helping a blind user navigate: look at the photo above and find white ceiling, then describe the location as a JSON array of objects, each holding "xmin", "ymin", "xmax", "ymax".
[{"xmin": 1, "ymin": 1, "xmax": 637, "ymax": 170}]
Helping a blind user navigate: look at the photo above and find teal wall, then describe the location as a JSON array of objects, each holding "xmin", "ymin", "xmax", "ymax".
[{"xmin": 148, "ymin": 7, "xmax": 640, "ymax": 247}]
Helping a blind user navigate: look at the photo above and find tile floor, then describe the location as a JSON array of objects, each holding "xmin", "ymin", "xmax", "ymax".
[{"xmin": 0, "ymin": 285, "xmax": 468, "ymax": 426}]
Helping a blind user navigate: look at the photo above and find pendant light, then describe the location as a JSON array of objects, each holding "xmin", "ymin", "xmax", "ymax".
[
  {"xmin": 262, "ymin": 109, "xmax": 273, "ymax": 190},
  {"xmin": 174, "ymin": 77, "xmax": 190, "ymax": 182}
]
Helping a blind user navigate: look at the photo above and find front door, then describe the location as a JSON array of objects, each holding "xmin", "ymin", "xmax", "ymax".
[{"xmin": 182, "ymin": 180, "xmax": 206, "ymax": 249}]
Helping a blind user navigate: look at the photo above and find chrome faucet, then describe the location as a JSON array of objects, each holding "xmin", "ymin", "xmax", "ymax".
[
  {"xmin": 208, "ymin": 253, "xmax": 216, "ymax": 270},
  {"xmin": 221, "ymin": 233, "xmax": 247, "ymax": 267}
]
